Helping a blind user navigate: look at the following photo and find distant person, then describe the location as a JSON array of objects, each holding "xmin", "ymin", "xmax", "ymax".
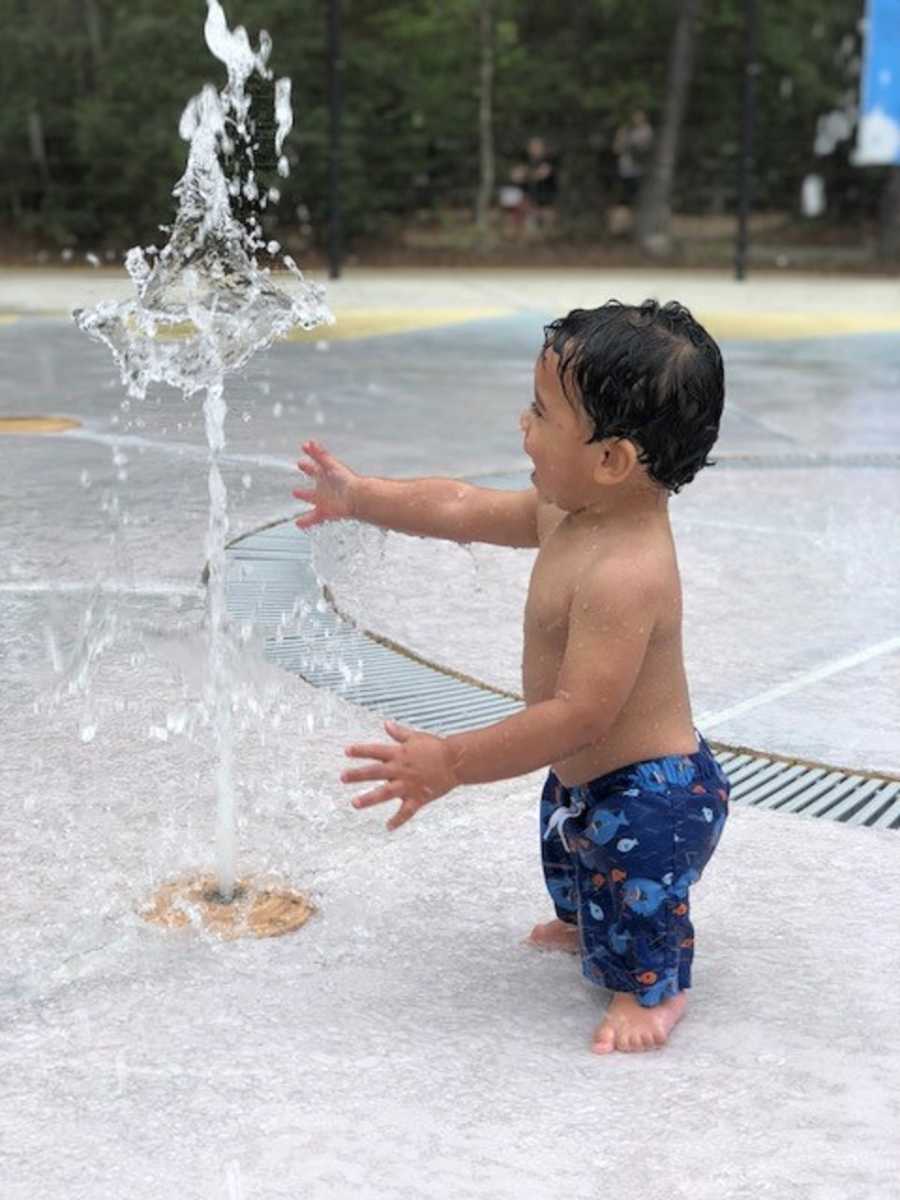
[
  {"xmin": 524, "ymin": 136, "xmax": 558, "ymax": 233},
  {"xmin": 614, "ymin": 110, "xmax": 654, "ymax": 206},
  {"xmin": 498, "ymin": 163, "xmax": 529, "ymax": 239},
  {"xmin": 293, "ymin": 299, "xmax": 731, "ymax": 1055}
]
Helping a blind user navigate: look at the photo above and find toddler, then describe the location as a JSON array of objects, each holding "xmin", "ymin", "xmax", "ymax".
[{"xmin": 292, "ymin": 300, "xmax": 731, "ymax": 1054}]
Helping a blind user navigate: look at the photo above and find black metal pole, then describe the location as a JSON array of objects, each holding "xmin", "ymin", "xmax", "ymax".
[
  {"xmin": 326, "ymin": 0, "xmax": 343, "ymax": 280},
  {"xmin": 735, "ymin": 0, "xmax": 758, "ymax": 281}
]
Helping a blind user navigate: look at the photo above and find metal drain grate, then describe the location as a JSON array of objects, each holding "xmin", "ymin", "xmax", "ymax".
[
  {"xmin": 712, "ymin": 750, "xmax": 900, "ymax": 829},
  {"xmin": 225, "ymin": 516, "xmax": 900, "ymax": 831},
  {"xmin": 225, "ymin": 520, "xmax": 524, "ymax": 737}
]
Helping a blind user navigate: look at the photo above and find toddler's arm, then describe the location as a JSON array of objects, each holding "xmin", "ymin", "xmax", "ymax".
[{"xmin": 293, "ymin": 439, "xmax": 539, "ymax": 547}]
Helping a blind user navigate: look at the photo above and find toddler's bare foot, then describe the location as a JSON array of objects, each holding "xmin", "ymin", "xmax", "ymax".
[
  {"xmin": 592, "ymin": 990, "xmax": 687, "ymax": 1054},
  {"xmin": 525, "ymin": 918, "xmax": 580, "ymax": 954}
]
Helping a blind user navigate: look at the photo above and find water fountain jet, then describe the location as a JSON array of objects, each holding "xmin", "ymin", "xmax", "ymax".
[{"xmin": 75, "ymin": 0, "xmax": 331, "ymax": 934}]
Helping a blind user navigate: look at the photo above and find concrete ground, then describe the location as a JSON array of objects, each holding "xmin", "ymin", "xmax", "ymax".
[{"xmin": 1, "ymin": 267, "xmax": 899, "ymax": 1199}]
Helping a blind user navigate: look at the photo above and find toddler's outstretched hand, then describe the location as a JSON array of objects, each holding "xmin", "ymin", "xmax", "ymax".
[
  {"xmin": 292, "ymin": 439, "xmax": 358, "ymax": 529},
  {"xmin": 343, "ymin": 720, "xmax": 459, "ymax": 831}
]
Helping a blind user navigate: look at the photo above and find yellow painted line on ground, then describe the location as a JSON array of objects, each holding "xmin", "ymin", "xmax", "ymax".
[
  {"xmin": 152, "ymin": 306, "xmax": 900, "ymax": 343},
  {"xmin": 0, "ymin": 309, "xmax": 70, "ymax": 321},
  {"xmin": 283, "ymin": 307, "xmax": 512, "ymax": 342},
  {"xmin": 1, "ymin": 306, "xmax": 898, "ymax": 342},
  {"xmin": 299, "ymin": 307, "xmax": 900, "ymax": 343},
  {"xmin": 699, "ymin": 311, "xmax": 900, "ymax": 340},
  {"xmin": 102, "ymin": 307, "xmax": 512, "ymax": 344},
  {"xmin": 0, "ymin": 416, "xmax": 81, "ymax": 434}
]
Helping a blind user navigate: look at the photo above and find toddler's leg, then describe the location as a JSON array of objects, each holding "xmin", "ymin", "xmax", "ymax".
[
  {"xmin": 574, "ymin": 826, "xmax": 692, "ymax": 1053},
  {"xmin": 577, "ymin": 749, "xmax": 730, "ymax": 1052}
]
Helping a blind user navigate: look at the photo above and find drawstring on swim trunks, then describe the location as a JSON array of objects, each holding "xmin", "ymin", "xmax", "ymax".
[{"xmin": 543, "ymin": 786, "xmax": 587, "ymax": 853}]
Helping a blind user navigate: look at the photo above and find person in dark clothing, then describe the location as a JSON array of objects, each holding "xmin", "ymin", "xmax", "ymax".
[{"xmin": 524, "ymin": 136, "xmax": 559, "ymax": 234}]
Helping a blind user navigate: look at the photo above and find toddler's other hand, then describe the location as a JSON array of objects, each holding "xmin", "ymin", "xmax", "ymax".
[
  {"xmin": 292, "ymin": 439, "xmax": 358, "ymax": 529},
  {"xmin": 342, "ymin": 721, "xmax": 459, "ymax": 831}
]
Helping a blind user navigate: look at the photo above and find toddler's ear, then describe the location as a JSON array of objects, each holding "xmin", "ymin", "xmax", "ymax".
[{"xmin": 593, "ymin": 437, "xmax": 639, "ymax": 485}]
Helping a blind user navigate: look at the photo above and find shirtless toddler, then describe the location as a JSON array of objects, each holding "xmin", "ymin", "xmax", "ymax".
[{"xmin": 292, "ymin": 299, "xmax": 731, "ymax": 1055}]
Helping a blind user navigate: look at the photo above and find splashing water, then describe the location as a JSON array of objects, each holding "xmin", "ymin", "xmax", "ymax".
[
  {"xmin": 74, "ymin": 0, "xmax": 332, "ymax": 902},
  {"xmin": 76, "ymin": 0, "xmax": 331, "ymax": 395}
]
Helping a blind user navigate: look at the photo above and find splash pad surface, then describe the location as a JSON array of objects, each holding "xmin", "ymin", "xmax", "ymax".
[{"xmin": 2, "ymin": 291, "xmax": 899, "ymax": 1197}]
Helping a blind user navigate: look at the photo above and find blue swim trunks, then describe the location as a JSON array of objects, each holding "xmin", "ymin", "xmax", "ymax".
[{"xmin": 539, "ymin": 735, "xmax": 730, "ymax": 1008}]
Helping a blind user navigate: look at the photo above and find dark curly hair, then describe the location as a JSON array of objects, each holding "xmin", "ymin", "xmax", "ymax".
[{"xmin": 542, "ymin": 299, "xmax": 725, "ymax": 493}]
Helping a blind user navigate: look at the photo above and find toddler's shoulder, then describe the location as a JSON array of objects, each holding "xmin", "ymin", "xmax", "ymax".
[{"xmin": 578, "ymin": 535, "xmax": 675, "ymax": 610}]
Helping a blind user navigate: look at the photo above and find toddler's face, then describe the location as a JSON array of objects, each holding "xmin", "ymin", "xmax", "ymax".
[{"xmin": 520, "ymin": 350, "xmax": 600, "ymax": 510}]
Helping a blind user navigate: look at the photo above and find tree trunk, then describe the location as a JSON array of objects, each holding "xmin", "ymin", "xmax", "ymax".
[
  {"xmin": 475, "ymin": 0, "xmax": 495, "ymax": 246},
  {"xmin": 636, "ymin": 0, "xmax": 701, "ymax": 255},
  {"xmin": 84, "ymin": 0, "xmax": 102, "ymax": 56},
  {"xmin": 69, "ymin": 0, "xmax": 102, "ymax": 90},
  {"xmin": 878, "ymin": 166, "xmax": 900, "ymax": 262},
  {"xmin": 27, "ymin": 108, "xmax": 50, "ymax": 186}
]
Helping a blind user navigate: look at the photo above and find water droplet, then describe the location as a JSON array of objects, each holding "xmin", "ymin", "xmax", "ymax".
[
  {"xmin": 44, "ymin": 626, "xmax": 62, "ymax": 672},
  {"xmin": 166, "ymin": 709, "xmax": 188, "ymax": 734}
]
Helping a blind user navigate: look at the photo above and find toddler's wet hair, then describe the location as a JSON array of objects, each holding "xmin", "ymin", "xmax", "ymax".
[{"xmin": 542, "ymin": 299, "xmax": 725, "ymax": 492}]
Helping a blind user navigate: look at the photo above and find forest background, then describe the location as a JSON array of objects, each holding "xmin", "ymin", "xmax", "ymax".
[{"xmin": 3, "ymin": 0, "xmax": 898, "ymax": 270}]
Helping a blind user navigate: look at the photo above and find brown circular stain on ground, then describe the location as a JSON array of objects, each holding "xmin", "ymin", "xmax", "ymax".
[
  {"xmin": 0, "ymin": 416, "xmax": 81, "ymax": 434},
  {"xmin": 141, "ymin": 874, "xmax": 316, "ymax": 940}
]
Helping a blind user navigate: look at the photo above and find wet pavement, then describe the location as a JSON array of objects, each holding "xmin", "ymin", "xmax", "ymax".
[
  {"xmin": 2, "ymin": 268, "xmax": 899, "ymax": 1200},
  {"xmin": 2, "ymin": 271, "xmax": 898, "ymax": 775}
]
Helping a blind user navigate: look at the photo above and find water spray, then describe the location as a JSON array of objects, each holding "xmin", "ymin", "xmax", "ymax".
[{"xmin": 75, "ymin": 0, "xmax": 331, "ymax": 926}]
